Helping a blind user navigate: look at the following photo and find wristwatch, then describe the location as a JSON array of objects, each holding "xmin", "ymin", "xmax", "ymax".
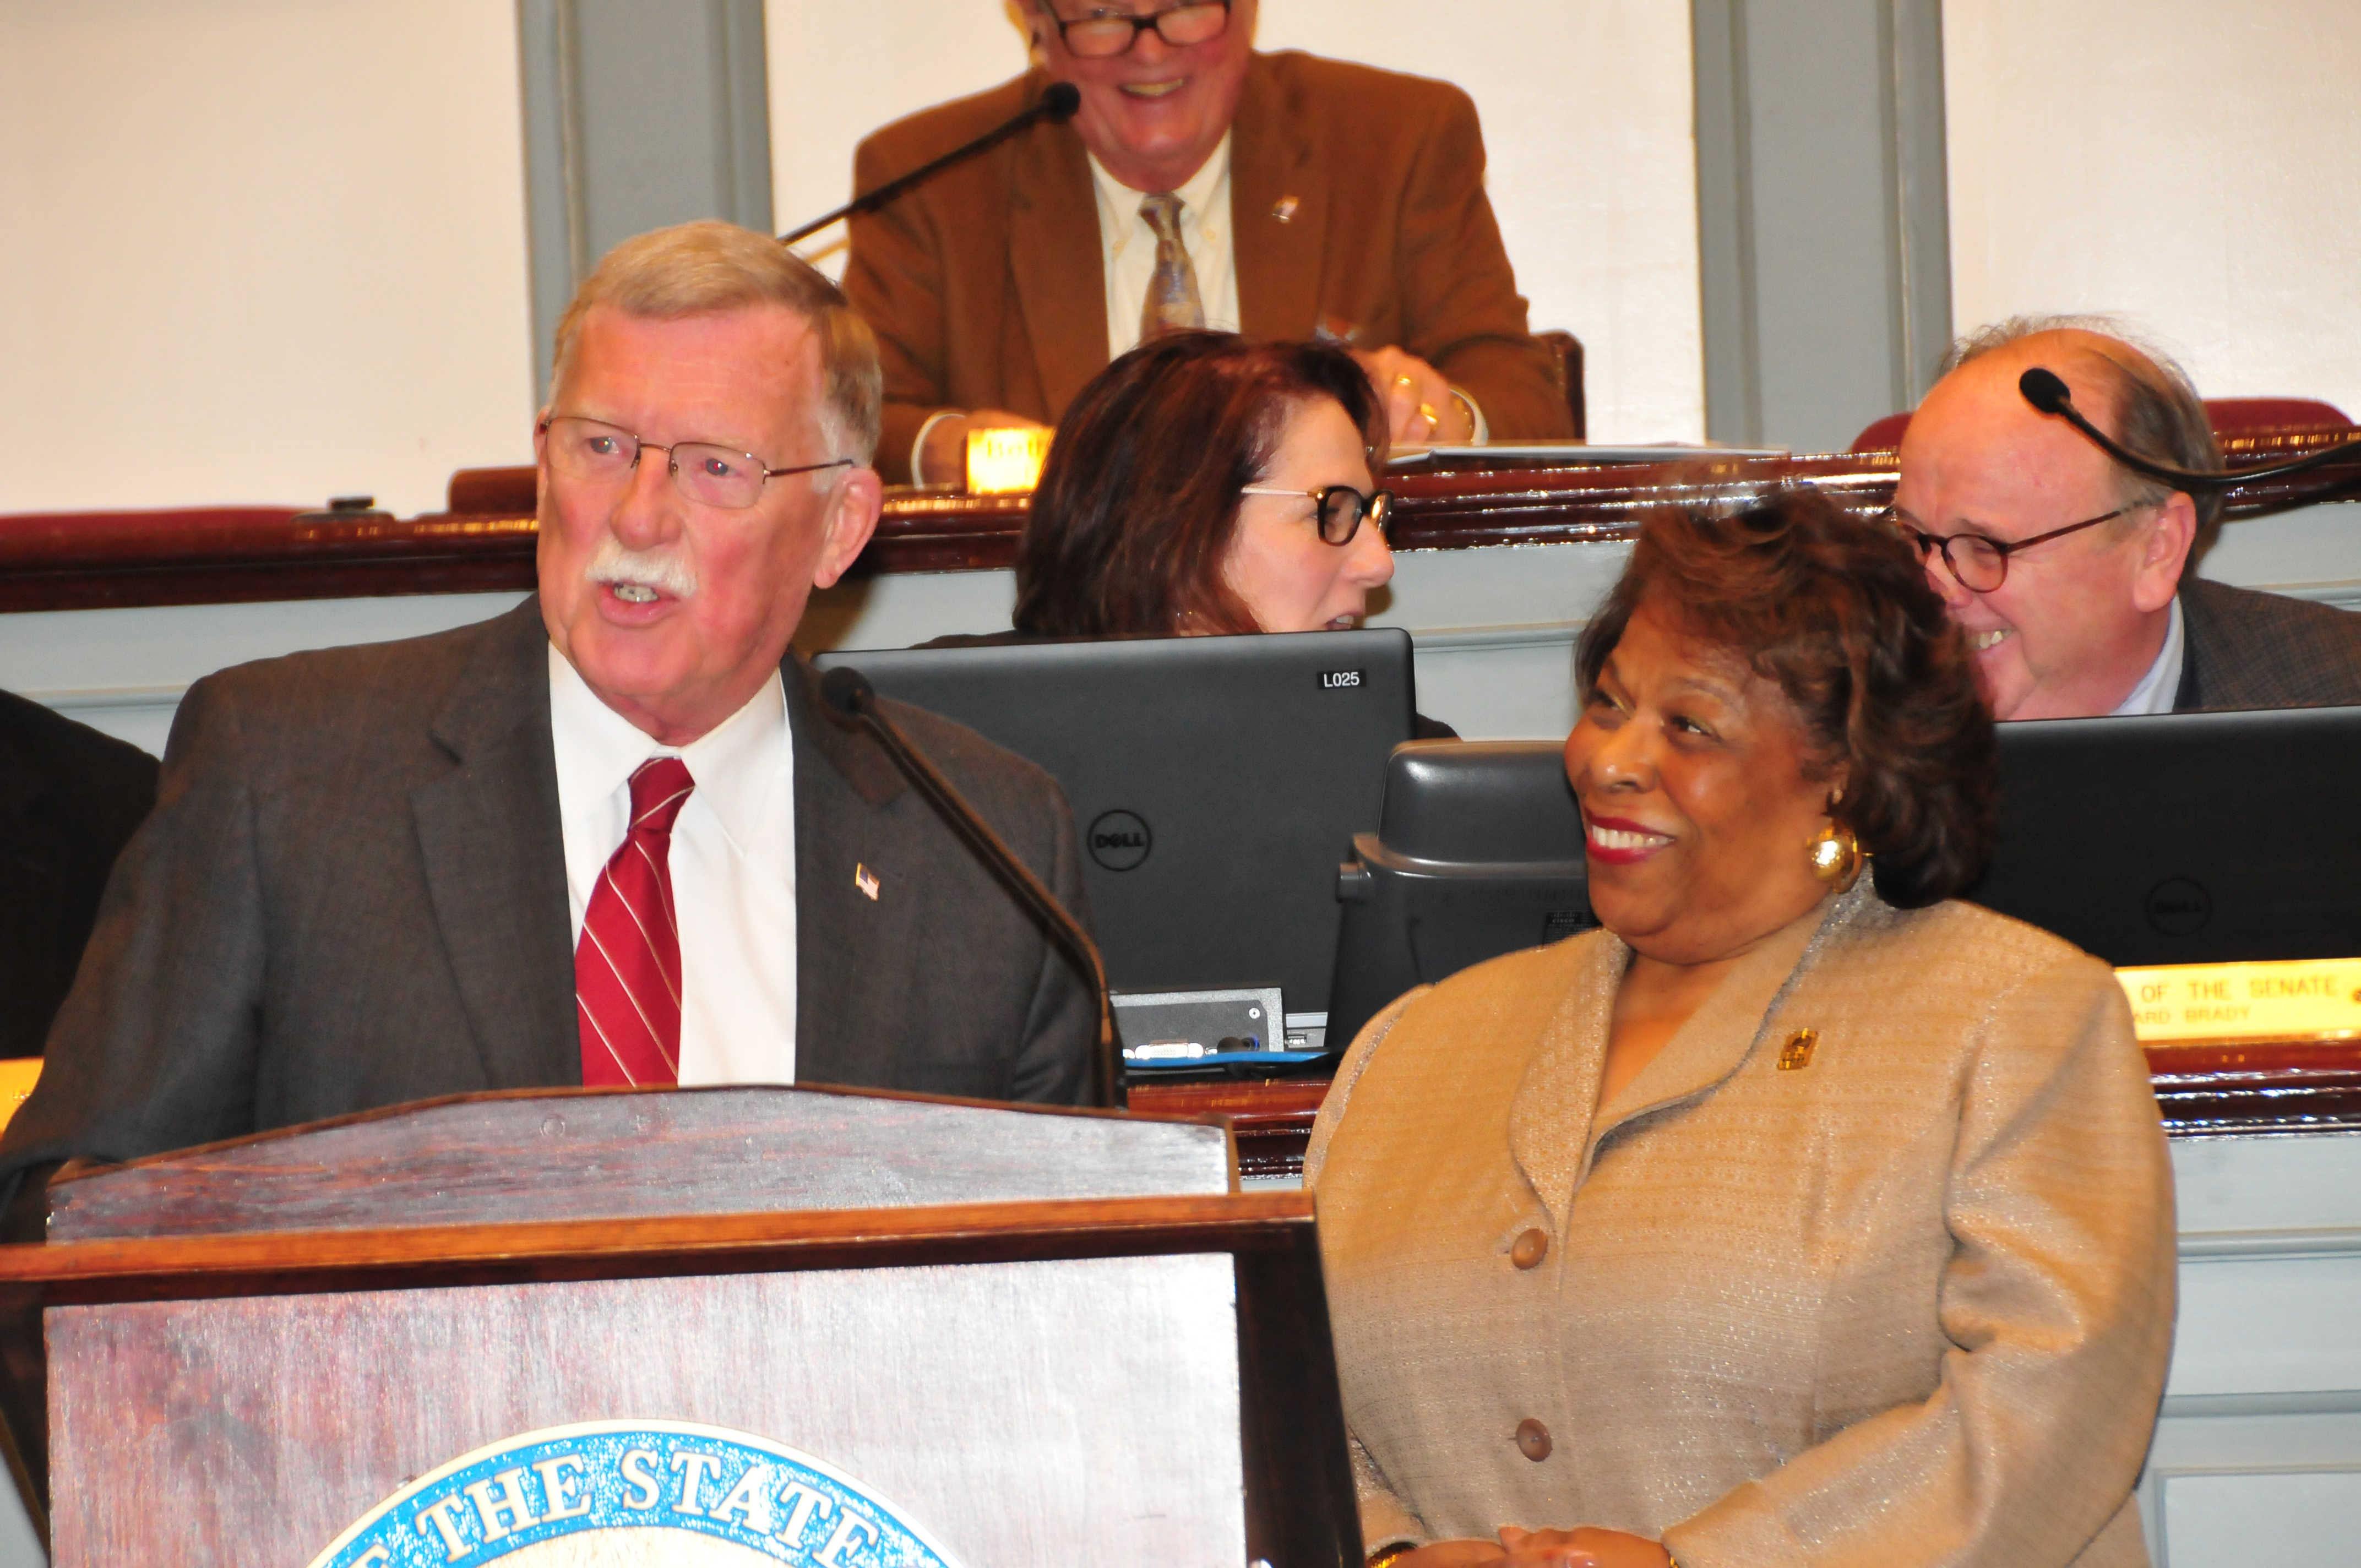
[{"xmin": 1367, "ymin": 1545, "xmax": 1415, "ymax": 1568}]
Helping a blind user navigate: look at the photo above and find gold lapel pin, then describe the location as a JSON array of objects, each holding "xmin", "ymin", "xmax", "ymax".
[
  {"xmin": 1777, "ymin": 1028, "xmax": 1818, "ymax": 1071},
  {"xmin": 1270, "ymin": 194, "xmax": 1300, "ymax": 223},
  {"xmin": 854, "ymin": 863, "xmax": 881, "ymax": 901}
]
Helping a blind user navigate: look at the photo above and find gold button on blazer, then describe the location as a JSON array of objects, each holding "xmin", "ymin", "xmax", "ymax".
[{"xmin": 1307, "ymin": 885, "xmax": 2177, "ymax": 1567}]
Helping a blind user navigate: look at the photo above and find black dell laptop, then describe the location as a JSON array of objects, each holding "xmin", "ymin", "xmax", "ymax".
[
  {"xmin": 1968, "ymin": 702, "xmax": 2361, "ymax": 966},
  {"xmin": 813, "ymin": 629, "xmax": 1419, "ymax": 1019}
]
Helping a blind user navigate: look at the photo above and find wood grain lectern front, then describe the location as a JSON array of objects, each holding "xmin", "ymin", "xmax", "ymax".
[{"xmin": 0, "ymin": 1084, "xmax": 1358, "ymax": 1567}]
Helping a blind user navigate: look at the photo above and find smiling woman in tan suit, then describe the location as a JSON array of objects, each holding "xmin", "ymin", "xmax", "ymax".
[{"xmin": 1307, "ymin": 489, "xmax": 2177, "ymax": 1568}]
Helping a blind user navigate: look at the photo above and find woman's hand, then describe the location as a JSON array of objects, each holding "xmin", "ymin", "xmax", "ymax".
[{"xmin": 1495, "ymin": 1526, "xmax": 1672, "ymax": 1566}]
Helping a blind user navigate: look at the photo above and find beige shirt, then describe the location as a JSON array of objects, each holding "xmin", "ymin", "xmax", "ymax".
[
  {"xmin": 548, "ymin": 648, "xmax": 798, "ymax": 1086},
  {"xmin": 1089, "ymin": 133, "xmax": 1243, "ymax": 359},
  {"xmin": 1307, "ymin": 886, "xmax": 2177, "ymax": 1567}
]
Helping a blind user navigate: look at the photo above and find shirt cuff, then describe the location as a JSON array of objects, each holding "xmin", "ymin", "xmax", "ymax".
[
  {"xmin": 910, "ymin": 409, "xmax": 965, "ymax": 488},
  {"xmin": 1449, "ymin": 387, "xmax": 1489, "ymax": 445}
]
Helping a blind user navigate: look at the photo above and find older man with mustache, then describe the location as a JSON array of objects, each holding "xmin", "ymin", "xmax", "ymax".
[{"xmin": 0, "ymin": 222, "xmax": 1100, "ymax": 1212}]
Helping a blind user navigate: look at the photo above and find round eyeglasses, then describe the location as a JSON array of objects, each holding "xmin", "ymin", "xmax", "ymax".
[
  {"xmin": 1891, "ymin": 505, "xmax": 2125, "ymax": 593},
  {"xmin": 1238, "ymin": 483, "xmax": 1394, "ymax": 546},
  {"xmin": 541, "ymin": 415, "xmax": 850, "ymax": 510},
  {"xmin": 1045, "ymin": 1, "xmax": 1231, "ymax": 58}
]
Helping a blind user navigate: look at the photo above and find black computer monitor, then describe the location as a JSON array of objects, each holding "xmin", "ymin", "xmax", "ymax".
[
  {"xmin": 1971, "ymin": 703, "xmax": 2361, "ymax": 966},
  {"xmin": 813, "ymin": 629, "xmax": 1419, "ymax": 1021},
  {"xmin": 1323, "ymin": 705, "xmax": 2361, "ymax": 1052}
]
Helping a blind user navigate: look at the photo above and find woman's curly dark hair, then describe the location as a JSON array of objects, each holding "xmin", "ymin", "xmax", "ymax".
[{"xmin": 1575, "ymin": 486, "xmax": 1997, "ymax": 907}]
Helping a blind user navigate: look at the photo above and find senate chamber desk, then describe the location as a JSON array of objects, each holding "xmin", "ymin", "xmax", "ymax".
[{"xmin": 4, "ymin": 440, "xmax": 2361, "ymax": 1566}]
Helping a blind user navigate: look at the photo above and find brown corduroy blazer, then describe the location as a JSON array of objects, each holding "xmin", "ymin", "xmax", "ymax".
[
  {"xmin": 844, "ymin": 52, "xmax": 1572, "ymax": 482},
  {"xmin": 1307, "ymin": 886, "xmax": 2177, "ymax": 1568}
]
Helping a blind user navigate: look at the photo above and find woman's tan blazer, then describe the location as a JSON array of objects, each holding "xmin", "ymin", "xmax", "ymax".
[{"xmin": 1306, "ymin": 885, "xmax": 2177, "ymax": 1567}]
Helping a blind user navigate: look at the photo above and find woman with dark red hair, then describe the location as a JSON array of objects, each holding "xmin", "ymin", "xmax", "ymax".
[{"xmin": 1014, "ymin": 331, "xmax": 1398, "ymax": 639}]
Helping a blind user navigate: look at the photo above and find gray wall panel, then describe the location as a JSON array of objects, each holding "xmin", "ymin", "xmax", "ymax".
[
  {"xmin": 517, "ymin": 0, "xmax": 774, "ymax": 402},
  {"xmin": 1693, "ymin": 0, "xmax": 1950, "ymax": 455}
]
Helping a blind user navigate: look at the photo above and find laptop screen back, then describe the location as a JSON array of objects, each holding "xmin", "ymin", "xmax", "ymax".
[
  {"xmin": 814, "ymin": 630, "xmax": 1418, "ymax": 1011},
  {"xmin": 1970, "ymin": 703, "xmax": 2361, "ymax": 965}
]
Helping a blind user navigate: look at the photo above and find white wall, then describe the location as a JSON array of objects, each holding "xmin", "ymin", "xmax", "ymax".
[
  {"xmin": 1945, "ymin": 1, "xmax": 2361, "ymax": 413},
  {"xmin": 766, "ymin": 0, "xmax": 1707, "ymax": 443},
  {"xmin": 0, "ymin": 0, "xmax": 538, "ymax": 519}
]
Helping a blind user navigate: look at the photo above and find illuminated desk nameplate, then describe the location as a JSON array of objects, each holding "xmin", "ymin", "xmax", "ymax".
[
  {"xmin": 965, "ymin": 428, "xmax": 1052, "ymax": 494},
  {"xmin": 2118, "ymin": 958, "xmax": 2361, "ymax": 1044},
  {"xmin": 2123, "ymin": 960, "xmax": 2361, "ymax": 1136}
]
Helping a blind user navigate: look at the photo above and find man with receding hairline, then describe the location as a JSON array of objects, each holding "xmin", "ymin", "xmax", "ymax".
[
  {"xmin": 1, "ymin": 221, "xmax": 1098, "ymax": 1204},
  {"xmin": 1895, "ymin": 317, "xmax": 2361, "ymax": 718}
]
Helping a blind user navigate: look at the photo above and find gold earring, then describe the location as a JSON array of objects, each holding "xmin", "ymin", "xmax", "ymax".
[{"xmin": 1807, "ymin": 821, "xmax": 1864, "ymax": 893}]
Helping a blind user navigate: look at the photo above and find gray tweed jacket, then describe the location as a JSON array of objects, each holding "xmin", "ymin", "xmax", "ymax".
[
  {"xmin": 2177, "ymin": 576, "xmax": 2361, "ymax": 711},
  {"xmin": 0, "ymin": 598, "xmax": 1097, "ymax": 1186}
]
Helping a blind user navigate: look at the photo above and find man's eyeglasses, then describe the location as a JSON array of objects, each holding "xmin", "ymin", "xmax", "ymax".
[
  {"xmin": 1239, "ymin": 483, "xmax": 1394, "ymax": 546},
  {"xmin": 1044, "ymin": 1, "xmax": 1230, "ymax": 58},
  {"xmin": 541, "ymin": 415, "xmax": 850, "ymax": 510},
  {"xmin": 1890, "ymin": 505, "xmax": 2125, "ymax": 593}
]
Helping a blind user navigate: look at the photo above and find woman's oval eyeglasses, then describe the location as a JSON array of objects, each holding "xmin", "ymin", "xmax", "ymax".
[
  {"xmin": 1238, "ymin": 483, "xmax": 1395, "ymax": 546},
  {"xmin": 541, "ymin": 414, "xmax": 850, "ymax": 511},
  {"xmin": 1889, "ymin": 505, "xmax": 2124, "ymax": 593}
]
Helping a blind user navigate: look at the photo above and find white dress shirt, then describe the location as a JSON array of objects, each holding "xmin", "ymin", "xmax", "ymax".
[
  {"xmin": 548, "ymin": 646, "xmax": 798, "ymax": 1086},
  {"xmin": 2109, "ymin": 596, "xmax": 2187, "ymax": 716},
  {"xmin": 1090, "ymin": 133, "xmax": 1242, "ymax": 358}
]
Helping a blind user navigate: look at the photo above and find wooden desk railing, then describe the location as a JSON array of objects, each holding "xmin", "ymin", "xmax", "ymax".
[
  {"xmin": 1131, "ymin": 1035, "xmax": 2361, "ymax": 1183},
  {"xmin": 6, "ymin": 426, "xmax": 2358, "ymax": 613}
]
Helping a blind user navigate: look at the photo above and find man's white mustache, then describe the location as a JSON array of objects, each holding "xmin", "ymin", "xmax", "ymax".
[{"xmin": 585, "ymin": 534, "xmax": 699, "ymax": 600}]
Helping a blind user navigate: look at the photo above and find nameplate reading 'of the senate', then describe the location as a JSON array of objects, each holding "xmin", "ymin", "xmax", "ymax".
[
  {"xmin": 2116, "ymin": 957, "xmax": 2361, "ymax": 1043},
  {"xmin": 308, "ymin": 1421, "xmax": 965, "ymax": 1568}
]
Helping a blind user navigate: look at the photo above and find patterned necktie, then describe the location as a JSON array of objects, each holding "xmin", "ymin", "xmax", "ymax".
[
  {"xmin": 576, "ymin": 756, "xmax": 695, "ymax": 1088},
  {"xmin": 1138, "ymin": 192, "xmax": 1206, "ymax": 341}
]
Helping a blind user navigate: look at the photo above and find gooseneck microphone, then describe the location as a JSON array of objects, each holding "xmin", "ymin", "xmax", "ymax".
[
  {"xmin": 819, "ymin": 666, "xmax": 1119, "ymax": 1109},
  {"xmin": 781, "ymin": 83, "xmax": 1084, "ymax": 246},
  {"xmin": 2019, "ymin": 367, "xmax": 2361, "ymax": 488}
]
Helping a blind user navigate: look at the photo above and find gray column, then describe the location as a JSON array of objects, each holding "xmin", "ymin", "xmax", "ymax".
[
  {"xmin": 516, "ymin": 0, "xmax": 775, "ymax": 402},
  {"xmin": 1692, "ymin": 0, "xmax": 1951, "ymax": 454}
]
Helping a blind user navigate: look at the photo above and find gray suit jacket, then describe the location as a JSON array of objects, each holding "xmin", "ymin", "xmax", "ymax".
[
  {"xmin": 2176, "ymin": 576, "xmax": 2361, "ymax": 711},
  {"xmin": 0, "ymin": 599, "xmax": 1096, "ymax": 1184}
]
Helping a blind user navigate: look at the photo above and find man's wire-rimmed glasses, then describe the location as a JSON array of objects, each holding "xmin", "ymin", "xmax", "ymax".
[
  {"xmin": 1889, "ymin": 505, "xmax": 2125, "ymax": 592},
  {"xmin": 1239, "ymin": 483, "xmax": 1395, "ymax": 546},
  {"xmin": 1043, "ymin": 0, "xmax": 1231, "ymax": 58},
  {"xmin": 541, "ymin": 415, "xmax": 850, "ymax": 510}
]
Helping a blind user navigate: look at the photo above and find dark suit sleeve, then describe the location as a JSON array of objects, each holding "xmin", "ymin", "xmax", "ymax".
[
  {"xmin": 1003, "ymin": 782, "xmax": 1099, "ymax": 1106},
  {"xmin": 845, "ymin": 135, "xmax": 956, "ymax": 486},
  {"xmin": 1393, "ymin": 86, "xmax": 1571, "ymax": 440},
  {"xmin": 0, "ymin": 677, "xmax": 270, "ymax": 1187}
]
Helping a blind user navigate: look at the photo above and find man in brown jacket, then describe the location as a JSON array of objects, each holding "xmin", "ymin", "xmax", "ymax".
[{"xmin": 844, "ymin": 0, "xmax": 1572, "ymax": 484}]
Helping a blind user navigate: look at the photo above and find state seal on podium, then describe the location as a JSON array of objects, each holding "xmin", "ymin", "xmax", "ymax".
[{"xmin": 307, "ymin": 1420, "xmax": 966, "ymax": 1567}]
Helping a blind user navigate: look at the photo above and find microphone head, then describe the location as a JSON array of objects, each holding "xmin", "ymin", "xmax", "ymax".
[
  {"xmin": 2018, "ymin": 367, "xmax": 2074, "ymax": 416},
  {"xmin": 819, "ymin": 666, "xmax": 875, "ymax": 720},
  {"xmin": 1042, "ymin": 82, "xmax": 1082, "ymax": 121}
]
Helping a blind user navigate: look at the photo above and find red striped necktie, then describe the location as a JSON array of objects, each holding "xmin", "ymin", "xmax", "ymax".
[{"xmin": 576, "ymin": 756, "xmax": 695, "ymax": 1088}]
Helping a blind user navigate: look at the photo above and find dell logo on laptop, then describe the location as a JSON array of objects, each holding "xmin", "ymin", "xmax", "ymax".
[
  {"xmin": 1321, "ymin": 669, "xmax": 1363, "ymax": 689},
  {"xmin": 1087, "ymin": 809, "xmax": 1153, "ymax": 872}
]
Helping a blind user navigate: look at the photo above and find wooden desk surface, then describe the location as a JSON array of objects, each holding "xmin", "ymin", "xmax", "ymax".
[{"xmin": 7, "ymin": 426, "xmax": 2356, "ymax": 613}]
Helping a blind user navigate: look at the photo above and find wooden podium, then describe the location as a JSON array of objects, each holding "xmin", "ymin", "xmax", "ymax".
[{"xmin": 0, "ymin": 1085, "xmax": 1358, "ymax": 1567}]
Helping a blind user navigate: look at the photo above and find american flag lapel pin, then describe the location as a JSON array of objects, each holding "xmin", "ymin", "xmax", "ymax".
[
  {"xmin": 1271, "ymin": 193, "xmax": 1300, "ymax": 223},
  {"xmin": 854, "ymin": 863, "xmax": 881, "ymax": 901}
]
